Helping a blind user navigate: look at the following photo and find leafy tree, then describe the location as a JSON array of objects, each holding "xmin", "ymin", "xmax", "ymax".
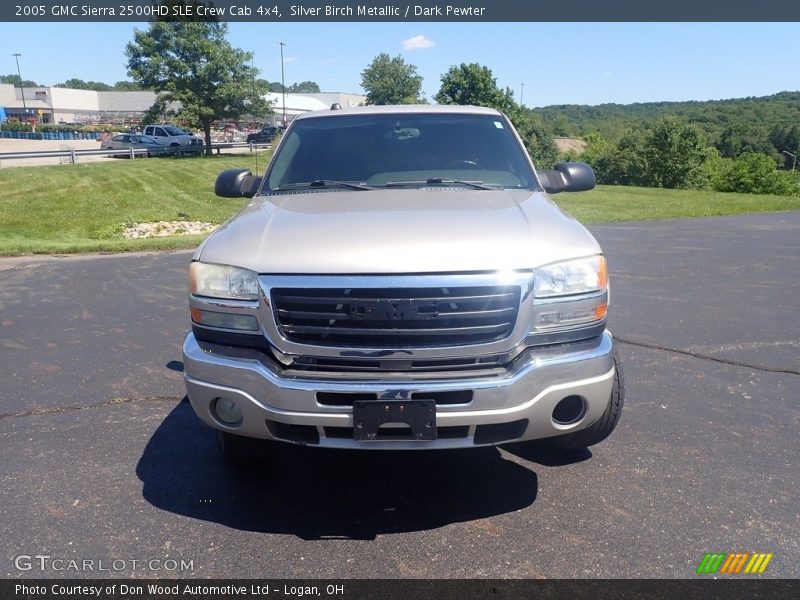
[
  {"xmin": 579, "ymin": 131, "xmax": 611, "ymax": 168},
  {"xmin": 717, "ymin": 123, "xmax": 776, "ymax": 159},
  {"xmin": 264, "ymin": 80, "xmax": 285, "ymax": 93},
  {"xmin": 126, "ymin": 21, "xmax": 269, "ymax": 155},
  {"xmin": 770, "ymin": 124, "xmax": 800, "ymax": 168},
  {"xmin": 288, "ymin": 81, "xmax": 321, "ymax": 93},
  {"xmin": 712, "ymin": 152, "xmax": 799, "ymax": 196},
  {"xmin": 112, "ymin": 80, "xmax": 144, "ymax": 91},
  {"xmin": 435, "ymin": 63, "xmax": 514, "ymax": 112},
  {"xmin": 55, "ymin": 79, "xmax": 114, "ymax": 91},
  {"xmin": 435, "ymin": 62, "xmax": 556, "ymax": 167},
  {"xmin": 360, "ymin": 53, "xmax": 423, "ymax": 105},
  {"xmin": 597, "ymin": 129, "xmax": 647, "ymax": 186},
  {"xmin": 641, "ymin": 117, "xmax": 708, "ymax": 188},
  {"xmin": 513, "ymin": 115, "xmax": 559, "ymax": 169},
  {"xmin": 0, "ymin": 74, "xmax": 38, "ymax": 87}
]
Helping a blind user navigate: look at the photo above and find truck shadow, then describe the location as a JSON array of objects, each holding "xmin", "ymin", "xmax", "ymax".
[{"xmin": 137, "ymin": 399, "xmax": 540, "ymax": 540}]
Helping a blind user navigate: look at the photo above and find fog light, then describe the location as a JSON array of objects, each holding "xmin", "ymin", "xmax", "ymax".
[
  {"xmin": 552, "ymin": 395, "xmax": 586, "ymax": 425},
  {"xmin": 213, "ymin": 397, "xmax": 242, "ymax": 425}
]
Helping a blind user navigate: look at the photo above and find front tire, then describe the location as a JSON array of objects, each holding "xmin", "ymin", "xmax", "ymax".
[{"xmin": 535, "ymin": 351, "xmax": 625, "ymax": 452}]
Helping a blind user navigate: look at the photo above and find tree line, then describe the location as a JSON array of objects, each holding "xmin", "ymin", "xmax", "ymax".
[{"xmin": 529, "ymin": 92, "xmax": 800, "ymax": 167}]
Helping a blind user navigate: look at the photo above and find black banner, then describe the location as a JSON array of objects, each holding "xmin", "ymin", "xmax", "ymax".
[
  {"xmin": 3, "ymin": 579, "xmax": 800, "ymax": 600},
  {"xmin": 4, "ymin": 0, "xmax": 800, "ymax": 22}
]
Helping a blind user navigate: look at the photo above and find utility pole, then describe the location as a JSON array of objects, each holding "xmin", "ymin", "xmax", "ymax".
[
  {"xmin": 782, "ymin": 150, "xmax": 797, "ymax": 172},
  {"xmin": 278, "ymin": 42, "xmax": 287, "ymax": 128},
  {"xmin": 12, "ymin": 53, "xmax": 28, "ymax": 118},
  {"xmin": 520, "ymin": 82, "xmax": 525, "ymax": 107}
]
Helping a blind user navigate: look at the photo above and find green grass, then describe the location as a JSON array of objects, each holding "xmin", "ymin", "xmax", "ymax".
[
  {"xmin": 1, "ymin": 157, "xmax": 799, "ymax": 256},
  {"xmin": 0, "ymin": 153, "xmax": 263, "ymax": 255},
  {"xmin": 557, "ymin": 184, "xmax": 800, "ymax": 223}
]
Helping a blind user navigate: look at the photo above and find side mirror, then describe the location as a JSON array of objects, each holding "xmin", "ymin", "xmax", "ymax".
[
  {"xmin": 214, "ymin": 169, "xmax": 261, "ymax": 198},
  {"xmin": 539, "ymin": 162, "xmax": 596, "ymax": 194}
]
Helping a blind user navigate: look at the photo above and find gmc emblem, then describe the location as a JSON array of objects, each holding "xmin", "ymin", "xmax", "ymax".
[{"xmin": 348, "ymin": 299, "xmax": 439, "ymax": 321}]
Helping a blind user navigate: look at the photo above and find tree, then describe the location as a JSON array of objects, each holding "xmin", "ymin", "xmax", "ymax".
[
  {"xmin": 435, "ymin": 63, "xmax": 514, "ymax": 112},
  {"xmin": 435, "ymin": 62, "xmax": 556, "ymax": 167},
  {"xmin": 642, "ymin": 117, "xmax": 708, "ymax": 188},
  {"xmin": 597, "ymin": 129, "xmax": 648, "ymax": 186},
  {"xmin": 0, "ymin": 74, "xmax": 38, "ymax": 87},
  {"xmin": 712, "ymin": 152, "xmax": 799, "ymax": 196},
  {"xmin": 288, "ymin": 81, "xmax": 321, "ymax": 93},
  {"xmin": 126, "ymin": 21, "xmax": 269, "ymax": 155},
  {"xmin": 55, "ymin": 79, "xmax": 114, "ymax": 91},
  {"xmin": 112, "ymin": 80, "xmax": 144, "ymax": 91},
  {"xmin": 264, "ymin": 80, "xmax": 285, "ymax": 93},
  {"xmin": 513, "ymin": 116, "xmax": 559, "ymax": 169},
  {"xmin": 360, "ymin": 54, "xmax": 423, "ymax": 105}
]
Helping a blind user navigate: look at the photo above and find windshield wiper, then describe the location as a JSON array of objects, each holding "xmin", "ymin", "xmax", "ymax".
[
  {"xmin": 274, "ymin": 180, "xmax": 374, "ymax": 191},
  {"xmin": 383, "ymin": 178, "xmax": 493, "ymax": 190}
]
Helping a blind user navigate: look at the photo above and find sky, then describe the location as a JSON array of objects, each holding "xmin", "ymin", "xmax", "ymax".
[{"xmin": 1, "ymin": 22, "xmax": 798, "ymax": 107}]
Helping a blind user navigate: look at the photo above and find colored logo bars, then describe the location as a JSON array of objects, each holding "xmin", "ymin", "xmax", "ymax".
[{"xmin": 696, "ymin": 552, "xmax": 773, "ymax": 574}]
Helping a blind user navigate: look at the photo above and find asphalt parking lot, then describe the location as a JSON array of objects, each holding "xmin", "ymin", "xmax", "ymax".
[{"xmin": 0, "ymin": 211, "xmax": 798, "ymax": 578}]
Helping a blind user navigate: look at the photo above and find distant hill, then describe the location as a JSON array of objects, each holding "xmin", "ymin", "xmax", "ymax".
[{"xmin": 528, "ymin": 92, "xmax": 800, "ymax": 155}]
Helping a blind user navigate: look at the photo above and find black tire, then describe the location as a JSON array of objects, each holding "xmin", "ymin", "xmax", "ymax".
[
  {"xmin": 216, "ymin": 431, "xmax": 271, "ymax": 466},
  {"xmin": 535, "ymin": 350, "xmax": 625, "ymax": 452}
]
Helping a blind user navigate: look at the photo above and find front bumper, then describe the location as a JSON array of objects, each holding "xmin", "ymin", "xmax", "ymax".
[{"xmin": 182, "ymin": 331, "xmax": 616, "ymax": 450}]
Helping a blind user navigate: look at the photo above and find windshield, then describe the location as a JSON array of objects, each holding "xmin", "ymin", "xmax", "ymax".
[{"xmin": 265, "ymin": 113, "xmax": 538, "ymax": 192}]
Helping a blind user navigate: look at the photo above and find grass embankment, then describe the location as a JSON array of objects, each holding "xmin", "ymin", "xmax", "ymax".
[
  {"xmin": 0, "ymin": 154, "xmax": 262, "ymax": 255},
  {"xmin": 0, "ymin": 156, "xmax": 798, "ymax": 256},
  {"xmin": 558, "ymin": 184, "xmax": 800, "ymax": 223}
]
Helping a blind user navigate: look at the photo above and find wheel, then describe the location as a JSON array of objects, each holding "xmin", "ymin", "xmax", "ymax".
[
  {"xmin": 216, "ymin": 431, "xmax": 271, "ymax": 465},
  {"xmin": 535, "ymin": 350, "xmax": 625, "ymax": 452}
]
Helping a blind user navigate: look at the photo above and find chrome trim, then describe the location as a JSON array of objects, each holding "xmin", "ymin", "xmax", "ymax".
[
  {"xmin": 183, "ymin": 330, "xmax": 615, "ymax": 410},
  {"xmin": 256, "ymin": 272, "xmax": 535, "ymax": 360}
]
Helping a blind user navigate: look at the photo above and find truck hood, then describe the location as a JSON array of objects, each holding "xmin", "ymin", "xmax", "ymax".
[{"xmin": 196, "ymin": 189, "xmax": 602, "ymax": 274}]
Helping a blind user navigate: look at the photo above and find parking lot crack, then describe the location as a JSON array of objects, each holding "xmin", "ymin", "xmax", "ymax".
[
  {"xmin": 616, "ymin": 337, "xmax": 800, "ymax": 376},
  {"xmin": 0, "ymin": 395, "xmax": 184, "ymax": 420}
]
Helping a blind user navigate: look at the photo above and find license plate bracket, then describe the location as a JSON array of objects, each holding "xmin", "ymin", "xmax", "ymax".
[{"xmin": 353, "ymin": 399, "xmax": 436, "ymax": 441}]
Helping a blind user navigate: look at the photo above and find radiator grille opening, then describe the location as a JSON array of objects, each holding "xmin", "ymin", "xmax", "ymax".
[{"xmin": 272, "ymin": 285, "xmax": 520, "ymax": 347}]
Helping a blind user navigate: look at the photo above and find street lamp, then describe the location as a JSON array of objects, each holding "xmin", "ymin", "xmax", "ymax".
[
  {"xmin": 782, "ymin": 150, "xmax": 797, "ymax": 172},
  {"xmin": 278, "ymin": 42, "xmax": 287, "ymax": 128},
  {"xmin": 12, "ymin": 53, "xmax": 28, "ymax": 117}
]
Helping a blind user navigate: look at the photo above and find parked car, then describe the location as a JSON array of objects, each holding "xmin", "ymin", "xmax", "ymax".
[
  {"xmin": 100, "ymin": 134, "xmax": 171, "ymax": 157},
  {"xmin": 141, "ymin": 125, "xmax": 204, "ymax": 154},
  {"xmin": 245, "ymin": 126, "xmax": 279, "ymax": 144},
  {"xmin": 184, "ymin": 105, "xmax": 623, "ymax": 463}
]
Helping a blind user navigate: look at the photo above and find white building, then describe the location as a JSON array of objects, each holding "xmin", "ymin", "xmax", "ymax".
[{"xmin": 0, "ymin": 84, "xmax": 367, "ymax": 126}]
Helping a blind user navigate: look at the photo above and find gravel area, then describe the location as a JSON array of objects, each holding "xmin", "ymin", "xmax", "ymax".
[{"xmin": 122, "ymin": 221, "xmax": 218, "ymax": 239}]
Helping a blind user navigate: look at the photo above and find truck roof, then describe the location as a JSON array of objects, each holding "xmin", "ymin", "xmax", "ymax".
[{"xmin": 294, "ymin": 104, "xmax": 504, "ymax": 121}]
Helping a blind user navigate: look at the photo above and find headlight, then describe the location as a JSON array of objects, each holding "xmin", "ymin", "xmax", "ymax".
[
  {"xmin": 531, "ymin": 255, "xmax": 608, "ymax": 333},
  {"xmin": 533, "ymin": 256, "xmax": 607, "ymax": 298},
  {"xmin": 189, "ymin": 262, "xmax": 260, "ymax": 300}
]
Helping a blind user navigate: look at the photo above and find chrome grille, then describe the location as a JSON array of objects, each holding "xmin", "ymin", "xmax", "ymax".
[{"xmin": 271, "ymin": 286, "xmax": 521, "ymax": 347}]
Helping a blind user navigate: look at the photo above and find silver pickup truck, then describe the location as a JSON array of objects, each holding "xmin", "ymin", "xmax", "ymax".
[{"xmin": 183, "ymin": 104, "xmax": 623, "ymax": 462}]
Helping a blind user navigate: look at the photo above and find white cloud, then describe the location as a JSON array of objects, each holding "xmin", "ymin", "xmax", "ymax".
[
  {"xmin": 320, "ymin": 59, "xmax": 335, "ymax": 67},
  {"xmin": 402, "ymin": 35, "xmax": 435, "ymax": 50},
  {"xmin": 283, "ymin": 56, "xmax": 298, "ymax": 64}
]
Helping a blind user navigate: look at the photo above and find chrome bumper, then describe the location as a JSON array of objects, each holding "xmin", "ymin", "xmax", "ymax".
[{"xmin": 182, "ymin": 331, "xmax": 616, "ymax": 449}]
